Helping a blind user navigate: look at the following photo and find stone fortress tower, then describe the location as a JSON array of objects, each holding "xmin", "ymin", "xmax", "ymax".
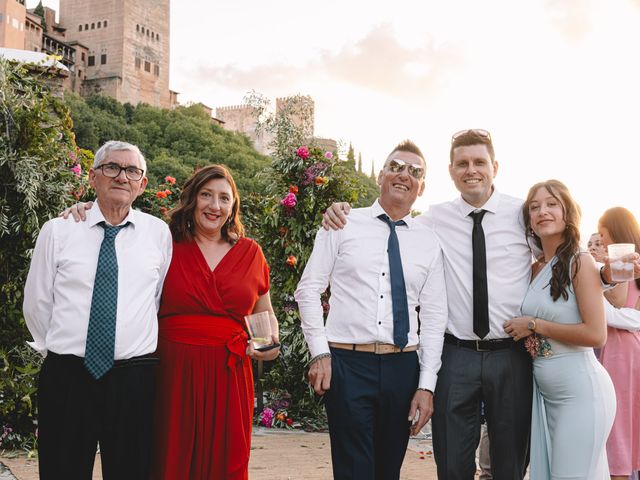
[
  {"xmin": 58, "ymin": 0, "xmax": 171, "ymax": 107},
  {"xmin": 215, "ymin": 95, "xmax": 339, "ymax": 156}
]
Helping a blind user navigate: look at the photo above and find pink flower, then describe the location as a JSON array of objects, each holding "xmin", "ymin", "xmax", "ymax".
[
  {"xmin": 156, "ymin": 191, "xmax": 167, "ymax": 199},
  {"xmin": 70, "ymin": 164, "xmax": 82, "ymax": 177},
  {"xmin": 260, "ymin": 407, "xmax": 274, "ymax": 428},
  {"xmin": 324, "ymin": 151, "xmax": 333, "ymax": 159},
  {"xmin": 165, "ymin": 175, "xmax": 176, "ymax": 185},
  {"xmin": 280, "ymin": 192, "xmax": 297, "ymax": 208},
  {"xmin": 296, "ymin": 146, "xmax": 310, "ymax": 160}
]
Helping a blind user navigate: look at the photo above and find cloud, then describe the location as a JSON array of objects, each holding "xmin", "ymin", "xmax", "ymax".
[
  {"xmin": 189, "ymin": 23, "xmax": 463, "ymax": 101},
  {"xmin": 544, "ymin": 0, "xmax": 592, "ymax": 41}
]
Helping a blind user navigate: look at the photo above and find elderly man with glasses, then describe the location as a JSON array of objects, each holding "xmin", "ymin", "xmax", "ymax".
[
  {"xmin": 296, "ymin": 139, "xmax": 448, "ymax": 479},
  {"xmin": 23, "ymin": 140, "xmax": 172, "ymax": 480}
]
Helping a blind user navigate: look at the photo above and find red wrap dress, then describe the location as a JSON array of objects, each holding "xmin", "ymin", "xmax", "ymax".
[{"xmin": 151, "ymin": 237, "xmax": 270, "ymax": 480}]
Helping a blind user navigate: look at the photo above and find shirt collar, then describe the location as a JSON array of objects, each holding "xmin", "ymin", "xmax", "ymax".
[
  {"xmin": 456, "ymin": 188, "xmax": 501, "ymax": 218},
  {"xmin": 370, "ymin": 199, "xmax": 414, "ymax": 228},
  {"xmin": 87, "ymin": 199, "xmax": 138, "ymax": 229}
]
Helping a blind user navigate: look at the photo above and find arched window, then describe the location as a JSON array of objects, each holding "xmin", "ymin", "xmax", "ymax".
[{"xmin": 79, "ymin": 25, "xmax": 82, "ymax": 31}]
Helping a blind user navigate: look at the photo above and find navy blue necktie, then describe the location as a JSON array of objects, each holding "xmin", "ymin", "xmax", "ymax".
[
  {"xmin": 84, "ymin": 222, "xmax": 127, "ymax": 379},
  {"xmin": 469, "ymin": 210, "xmax": 490, "ymax": 339},
  {"xmin": 378, "ymin": 214, "xmax": 410, "ymax": 348}
]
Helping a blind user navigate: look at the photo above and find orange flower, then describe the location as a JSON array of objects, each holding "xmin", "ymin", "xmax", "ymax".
[
  {"xmin": 314, "ymin": 176, "xmax": 328, "ymax": 185},
  {"xmin": 164, "ymin": 189, "xmax": 172, "ymax": 195},
  {"xmin": 156, "ymin": 191, "xmax": 167, "ymax": 199},
  {"xmin": 289, "ymin": 185, "xmax": 299, "ymax": 194},
  {"xmin": 165, "ymin": 175, "xmax": 176, "ymax": 185},
  {"xmin": 276, "ymin": 413, "xmax": 286, "ymax": 421},
  {"xmin": 286, "ymin": 255, "xmax": 297, "ymax": 267},
  {"xmin": 278, "ymin": 227, "xmax": 289, "ymax": 236}
]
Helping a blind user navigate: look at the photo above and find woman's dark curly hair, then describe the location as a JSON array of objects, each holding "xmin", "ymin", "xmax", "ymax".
[
  {"xmin": 523, "ymin": 179, "xmax": 581, "ymax": 301},
  {"xmin": 169, "ymin": 164, "xmax": 245, "ymax": 244}
]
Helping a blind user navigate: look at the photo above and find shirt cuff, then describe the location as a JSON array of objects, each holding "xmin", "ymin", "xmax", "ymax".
[
  {"xmin": 307, "ymin": 337, "xmax": 331, "ymax": 359},
  {"xmin": 418, "ymin": 370, "xmax": 437, "ymax": 392}
]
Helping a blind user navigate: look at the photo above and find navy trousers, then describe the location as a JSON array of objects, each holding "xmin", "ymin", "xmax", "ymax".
[{"xmin": 325, "ymin": 347, "xmax": 419, "ymax": 480}]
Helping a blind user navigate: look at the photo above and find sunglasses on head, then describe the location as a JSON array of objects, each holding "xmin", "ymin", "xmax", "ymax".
[
  {"xmin": 451, "ymin": 129, "xmax": 491, "ymax": 142},
  {"xmin": 387, "ymin": 158, "xmax": 425, "ymax": 179}
]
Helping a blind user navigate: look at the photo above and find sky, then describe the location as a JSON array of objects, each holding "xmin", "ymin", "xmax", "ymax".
[{"xmin": 30, "ymin": 0, "xmax": 640, "ymax": 241}]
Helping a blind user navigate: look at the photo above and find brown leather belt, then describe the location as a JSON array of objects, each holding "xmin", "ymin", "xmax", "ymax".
[{"xmin": 328, "ymin": 342, "xmax": 418, "ymax": 354}]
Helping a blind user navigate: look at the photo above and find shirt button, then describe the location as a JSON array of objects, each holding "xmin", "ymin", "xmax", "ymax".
[
  {"xmin": 378, "ymin": 321, "xmax": 382, "ymax": 325},
  {"xmin": 382, "ymin": 272, "xmax": 386, "ymax": 276},
  {"xmin": 380, "ymin": 295, "xmax": 383, "ymax": 298}
]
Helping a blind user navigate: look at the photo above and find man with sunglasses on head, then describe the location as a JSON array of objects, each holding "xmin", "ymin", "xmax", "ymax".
[
  {"xmin": 323, "ymin": 130, "xmax": 532, "ymax": 479},
  {"xmin": 23, "ymin": 140, "xmax": 172, "ymax": 479},
  {"xmin": 295, "ymin": 140, "xmax": 448, "ymax": 479}
]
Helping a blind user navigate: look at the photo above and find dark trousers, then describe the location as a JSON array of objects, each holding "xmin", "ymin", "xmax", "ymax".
[
  {"xmin": 324, "ymin": 348, "xmax": 419, "ymax": 480},
  {"xmin": 37, "ymin": 352, "xmax": 158, "ymax": 480},
  {"xmin": 432, "ymin": 341, "xmax": 532, "ymax": 480}
]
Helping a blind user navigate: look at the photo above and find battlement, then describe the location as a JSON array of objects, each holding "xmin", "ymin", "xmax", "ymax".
[{"xmin": 216, "ymin": 104, "xmax": 255, "ymax": 113}]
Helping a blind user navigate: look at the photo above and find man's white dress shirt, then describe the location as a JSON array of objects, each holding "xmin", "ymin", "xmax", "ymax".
[
  {"xmin": 23, "ymin": 202, "xmax": 173, "ymax": 359},
  {"xmin": 295, "ymin": 200, "xmax": 448, "ymax": 391},
  {"xmin": 417, "ymin": 190, "xmax": 532, "ymax": 340}
]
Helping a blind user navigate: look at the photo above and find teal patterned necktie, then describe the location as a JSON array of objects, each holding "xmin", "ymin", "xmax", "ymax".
[{"xmin": 84, "ymin": 222, "xmax": 128, "ymax": 379}]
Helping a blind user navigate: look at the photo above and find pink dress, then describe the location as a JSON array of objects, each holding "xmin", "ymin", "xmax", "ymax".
[{"xmin": 601, "ymin": 281, "xmax": 640, "ymax": 476}]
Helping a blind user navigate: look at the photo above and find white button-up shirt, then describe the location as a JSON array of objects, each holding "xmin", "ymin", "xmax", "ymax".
[
  {"xmin": 295, "ymin": 200, "xmax": 448, "ymax": 391},
  {"xmin": 23, "ymin": 202, "xmax": 173, "ymax": 359},
  {"xmin": 417, "ymin": 189, "xmax": 533, "ymax": 340}
]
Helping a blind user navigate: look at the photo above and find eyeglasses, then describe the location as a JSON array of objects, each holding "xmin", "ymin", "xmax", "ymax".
[
  {"xmin": 96, "ymin": 163, "xmax": 144, "ymax": 181},
  {"xmin": 386, "ymin": 158, "xmax": 425, "ymax": 179},
  {"xmin": 451, "ymin": 129, "xmax": 491, "ymax": 142}
]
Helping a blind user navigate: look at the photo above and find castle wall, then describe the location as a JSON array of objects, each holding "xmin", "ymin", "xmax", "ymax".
[{"xmin": 0, "ymin": 0, "xmax": 26, "ymax": 50}]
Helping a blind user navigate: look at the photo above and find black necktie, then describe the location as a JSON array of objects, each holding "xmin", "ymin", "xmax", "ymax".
[
  {"xmin": 469, "ymin": 210, "xmax": 489, "ymax": 339},
  {"xmin": 378, "ymin": 214, "xmax": 409, "ymax": 348}
]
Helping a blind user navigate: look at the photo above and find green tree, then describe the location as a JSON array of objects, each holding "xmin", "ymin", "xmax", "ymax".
[
  {"xmin": 357, "ymin": 152, "xmax": 362, "ymax": 173},
  {"xmin": 0, "ymin": 58, "xmax": 85, "ymax": 450},
  {"xmin": 33, "ymin": 1, "xmax": 46, "ymax": 31},
  {"xmin": 65, "ymin": 94, "xmax": 272, "ymax": 199}
]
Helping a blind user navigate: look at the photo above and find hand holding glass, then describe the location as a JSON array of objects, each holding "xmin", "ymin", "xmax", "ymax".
[
  {"xmin": 244, "ymin": 311, "xmax": 280, "ymax": 351},
  {"xmin": 608, "ymin": 243, "xmax": 636, "ymax": 282}
]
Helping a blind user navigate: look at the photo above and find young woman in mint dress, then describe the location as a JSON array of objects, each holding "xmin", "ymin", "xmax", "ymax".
[{"xmin": 504, "ymin": 179, "xmax": 616, "ymax": 480}]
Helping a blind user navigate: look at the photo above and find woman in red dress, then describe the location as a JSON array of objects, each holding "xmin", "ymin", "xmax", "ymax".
[{"xmin": 151, "ymin": 165, "xmax": 280, "ymax": 479}]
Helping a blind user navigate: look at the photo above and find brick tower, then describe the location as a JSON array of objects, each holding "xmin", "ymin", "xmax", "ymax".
[{"xmin": 59, "ymin": 0, "xmax": 171, "ymax": 107}]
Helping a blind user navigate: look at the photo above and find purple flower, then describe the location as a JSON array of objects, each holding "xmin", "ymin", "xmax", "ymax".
[
  {"xmin": 324, "ymin": 151, "xmax": 333, "ymax": 159},
  {"xmin": 301, "ymin": 162, "xmax": 329, "ymax": 186},
  {"xmin": 280, "ymin": 192, "xmax": 297, "ymax": 208}
]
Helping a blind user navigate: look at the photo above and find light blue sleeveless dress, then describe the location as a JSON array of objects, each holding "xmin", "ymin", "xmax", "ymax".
[{"xmin": 521, "ymin": 257, "xmax": 616, "ymax": 480}]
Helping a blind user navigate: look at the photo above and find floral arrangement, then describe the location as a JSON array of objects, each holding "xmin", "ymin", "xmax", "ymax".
[{"xmin": 258, "ymin": 389, "xmax": 297, "ymax": 429}]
